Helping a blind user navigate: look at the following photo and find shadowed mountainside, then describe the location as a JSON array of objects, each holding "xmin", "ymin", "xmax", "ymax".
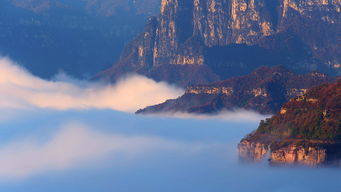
[
  {"xmin": 0, "ymin": 0, "xmax": 160, "ymax": 78},
  {"xmin": 137, "ymin": 66, "xmax": 334, "ymax": 115}
]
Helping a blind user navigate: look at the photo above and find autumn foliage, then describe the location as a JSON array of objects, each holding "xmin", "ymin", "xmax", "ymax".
[{"xmin": 256, "ymin": 78, "xmax": 341, "ymax": 141}]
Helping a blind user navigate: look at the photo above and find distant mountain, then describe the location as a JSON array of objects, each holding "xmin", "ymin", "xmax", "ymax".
[
  {"xmin": 100, "ymin": 0, "xmax": 341, "ymax": 86},
  {"xmin": 8, "ymin": 0, "xmax": 160, "ymax": 16},
  {"xmin": 239, "ymin": 78, "xmax": 341, "ymax": 165},
  {"xmin": 0, "ymin": 0, "xmax": 159, "ymax": 78},
  {"xmin": 137, "ymin": 66, "xmax": 334, "ymax": 115}
]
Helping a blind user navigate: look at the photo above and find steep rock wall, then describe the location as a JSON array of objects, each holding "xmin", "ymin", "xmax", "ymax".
[{"xmin": 101, "ymin": 0, "xmax": 341, "ymax": 84}]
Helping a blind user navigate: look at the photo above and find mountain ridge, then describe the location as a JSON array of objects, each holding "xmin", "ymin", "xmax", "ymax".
[
  {"xmin": 100, "ymin": 0, "xmax": 341, "ymax": 86},
  {"xmin": 136, "ymin": 66, "xmax": 334, "ymax": 115}
]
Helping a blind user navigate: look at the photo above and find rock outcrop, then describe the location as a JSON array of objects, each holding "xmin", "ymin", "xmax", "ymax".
[
  {"xmin": 239, "ymin": 139, "xmax": 341, "ymax": 166},
  {"xmin": 99, "ymin": 0, "xmax": 341, "ymax": 86},
  {"xmin": 238, "ymin": 78, "xmax": 341, "ymax": 166},
  {"xmin": 239, "ymin": 140, "xmax": 269, "ymax": 161},
  {"xmin": 136, "ymin": 66, "xmax": 334, "ymax": 114}
]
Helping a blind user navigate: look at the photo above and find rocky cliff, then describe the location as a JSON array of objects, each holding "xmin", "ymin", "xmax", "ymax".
[
  {"xmin": 239, "ymin": 78, "xmax": 341, "ymax": 166},
  {"xmin": 136, "ymin": 66, "xmax": 334, "ymax": 114},
  {"xmin": 239, "ymin": 139, "xmax": 341, "ymax": 166},
  {"xmin": 100, "ymin": 0, "xmax": 341, "ymax": 86}
]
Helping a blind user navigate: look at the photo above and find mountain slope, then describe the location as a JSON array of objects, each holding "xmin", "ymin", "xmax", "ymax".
[
  {"xmin": 239, "ymin": 78, "xmax": 341, "ymax": 165},
  {"xmin": 8, "ymin": 0, "xmax": 160, "ymax": 16},
  {"xmin": 0, "ymin": 0, "xmax": 160, "ymax": 78},
  {"xmin": 255, "ymin": 78, "xmax": 341, "ymax": 141},
  {"xmin": 137, "ymin": 66, "xmax": 334, "ymax": 114},
  {"xmin": 100, "ymin": 0, "xmax": 341, "ymax": 86}
]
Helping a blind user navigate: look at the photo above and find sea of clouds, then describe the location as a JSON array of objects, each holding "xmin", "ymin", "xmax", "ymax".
[
  {"xmin": 0, "ymin": 122, "xmax": 212, "ymax": 180},
  {"xmin": 0, "ymin": 57, "xmax": 266, "ymax": 183},
  {"xmin": 0, "ymin": 57, "xmax": 183, "ymax": 112},
  {"xmin": 1, "ymin": 58, "xmax": 340, "ymax": 192},
  {"xmin": 0, "ymin": 57, "xmax": 266, "ymax": 121}
]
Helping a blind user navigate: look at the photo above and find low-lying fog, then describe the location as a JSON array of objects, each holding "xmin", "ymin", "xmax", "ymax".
[{"xmin": 1, "ymin": 58, "xmax": 341, "ymax": 192}]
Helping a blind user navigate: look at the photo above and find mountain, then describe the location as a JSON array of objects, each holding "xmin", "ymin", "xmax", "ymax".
[
  {"xmin": 0, "ymin": 0, "xmax": 159, "ymax": 78},
  {"xmin": 8, "ymin": 0, "xmax": 160, "ymax": 16},
  {"xmin": 137, "ymin": 66, "xmax": 334, "ymax": 115},
  {"xmin": 239, "ymin": 78, "xmax": 341, "ymax": 165},
  {"xmin": 99, "ymin": 0, "xmax": 341, "ymax": 86}
]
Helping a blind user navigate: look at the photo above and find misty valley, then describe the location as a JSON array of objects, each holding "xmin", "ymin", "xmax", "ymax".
[
  {"xmin": 2, "ymin": 108, "xmax": 341, "ymax": 192},
  {"xmin": 0, "ymin": 0, "xmax": 340, "ymax": 191}
]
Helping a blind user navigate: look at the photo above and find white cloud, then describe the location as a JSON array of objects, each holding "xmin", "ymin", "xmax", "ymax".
[
  {"xmin": 0, "ymin": 57, "xmax": 266, "ymax": 121},
  {"xmin": 0, "ymin": 57, "xmax": 183, "ymax": 112},
  {"xmin": 0, "ymin": 123, "xmax": 207, "ymax": 180}
]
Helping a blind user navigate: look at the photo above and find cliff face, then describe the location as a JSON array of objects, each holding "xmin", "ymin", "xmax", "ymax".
[
  {"xmin": 193, "ymin": 0, "xmax": 277, "ymax": 45},
  {"xmin": 239, "ymin": 140, "xmax": 269, "ymax": 161},
  {"xmin": 239, "ymin": 79, "xmax": 341, "ymax": 166},
  {"xmin": 238, "ymin": 139, "xmax": 341, "ymax": 166},
  {"xmin": 270, "ymin": 144, "xmax": 327, "ymax": 165},
  {"xmin": 136, "ymin": 66, "xmax": 333, "ymax": 114},
  {"xmin": 100, "ymin": 0, "xmax": 341, "ymax": 85}
]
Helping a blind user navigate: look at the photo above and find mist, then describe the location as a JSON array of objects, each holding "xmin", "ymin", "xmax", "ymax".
[
  {"xmin": 0, "ymin": 109, "xmax": 341, "ymax": 192},
  {"xmin": 1, "ymin": 57, "xmax": 340, "ymax": 192},
  {"xmin": 0, "ymin": 57, "xmax": 183, "ymax": 112},
  {"xmin": 0, "ymin": 57, "xmax": 270, "ymax": 122},
  {"xmin": 145, "ymin": 109, "xmax": 268, "ymax": 122},
  {"xmin": 0, "ymin": 122, "xmax": 210, "ymax": 180}
]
